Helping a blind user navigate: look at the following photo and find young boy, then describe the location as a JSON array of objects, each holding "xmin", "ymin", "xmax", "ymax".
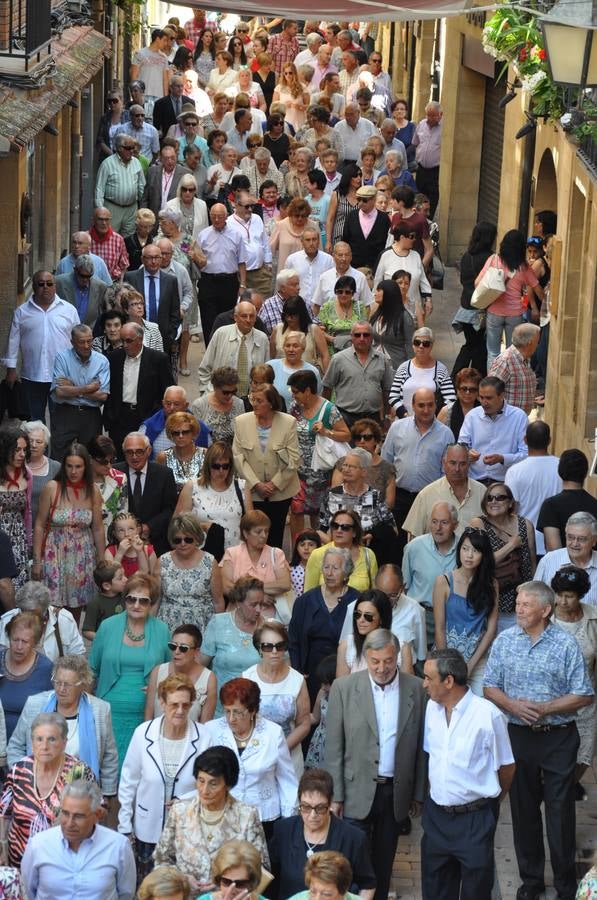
[
  {"xmin": 82, "ymin": 561, "xmax": 126, "ymax": 642},
  {"xmin": 320, "ymin": 149, "xmax": 341, "ymax": 195}
]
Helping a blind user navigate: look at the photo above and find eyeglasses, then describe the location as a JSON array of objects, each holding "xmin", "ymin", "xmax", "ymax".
[
  {"xmin": 95, "ymin": 217, "xmax": 112, "ymax": 222},
  {"xmin": 299, "ymin": 802, "xmax": 329, "ymax": 815},
  {"xmin": 217, "ymin": 877, "xmax": 252, "ymax": 889},
  {"xmin": 36, "ymin": 281, "xmax": 55, "ymax": 287},
  {"xmin": 51, "ymin": 678, "xmax": 83, "ymax": 689},
  {"xmin": 167, "ymin": 641, "xmax": 194, "ymax": 653},
  {"xmin": 122, "ymin": 337, "xmax": 139, "ymax": 344},
  {"xmin": 413, "ymin": 339, "xmax": 432, "ymax": 347},
  {"xmin": 121, "ymin": 145, "xmax": 136, "ymax": 150},
  {"xmin": 124, "ymin": 595, "xmax": 151, "ymax": 606},
  {"xmin": 247, "ymin": 143, "xmax": 260, "ymax": 149},
  {"xmin": 486, "ymin": 493, "xmax": 509, "ymax": 502},
  {"xmin": 260, "ymin": 641, "xmax": 288, "ymax": 653},
  {"xmin": 458, "ymin": 385, "xmax": 478, "ymax": 393},
  {"xmin": 124, "ymin": 447, "xmax": 147, "ymax": 455},
  {"xmin": 211, "ymin": 462, "xmax": 231, "ymax": 470},
  {"xmin": 355, "ymin": 433, "xmax": 375, "ymax": 441},
  {"xmin": 171, "ymin": 429, "xmax": 192, "ymax": 436},
  {"xmin": 336, "ymin": 289, "xmax": 354, "ymax": 295},
  {"xmin": 354, "ymin": 610, "xmax": 376, "ymax": 622},
  {"xmin": 331, "ymin": 522, "xmax": 353, "ymax": 531},
  {"xmin": 223, "ymin": 707, "xmax": 249, "ymax": 719},
  {"xmin": 172, "ymin": 536, "xmax": 195, "ymax": 545},
  {"xmin": 220, "ymin": 388, "xmax": 237, "ymax": 396}
]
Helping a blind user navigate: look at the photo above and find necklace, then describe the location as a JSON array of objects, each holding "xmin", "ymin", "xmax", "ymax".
[
  {"xmin": 125, "ymin": 621, "xmax": 145, "ymax": 642},
  {"xmin": 34, "ymin": 756, "xmax": 64, "ymax": 800},
  {"xmin": 234, "ymin": 723, "xmax": 254, "ymax": 748},
  {"xmin": 199, "ymin": 802, "xmax": 227, "ymax": 841},
  {"xmin": 304, "ymin": 830, "xmax": 328, "ymax": 857},
  {"xmin": 232, "ymin": 608, "xmax": 253, "ymax": 647}
]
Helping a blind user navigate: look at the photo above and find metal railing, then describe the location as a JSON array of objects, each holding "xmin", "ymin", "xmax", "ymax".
[
  {"xmin": 0, "ymin": 0, "xmax": 51, "ymax": 62},
  {"xmin": 578, "ymin": 133, "xmax": 597, "ymax": 178}
]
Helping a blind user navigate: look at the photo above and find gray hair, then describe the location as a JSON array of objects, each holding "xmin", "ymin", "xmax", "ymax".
[
  {"xmin": 306, "ymin": 32, "xmax": 322, "ymax": 46},
  {"xmin": 114, "ymin": 132, "xmax": 133, "ymax": 150},
  {"xmin": 413, "ymin": 326, "xmax": 433, "ymax": 342},
  {"xmin": 385, "ymin": 150, "xmax": 402, "ymax": 165},
  {"xmin": 344, "ymin": 447, "xmax": 372, "ymax": 468},
  {"xmin": 298, "ymin": 65, "xmax": 314, "ymax": 83},
  {"xmin": 221, "ymin": 144, "xmax": 237, "ymax": 158},
  {"xmin": 22, "ymin": 420, "xmax": 51, "ymax": 445},
  {"xmin": 363, "ymin": 628, "xmax": 400, "ymax": 654},
  {"xmin": 566, "ymin": 511, "xmax": 597, "ymax": 536},
  {"xmin": 253, "ymin": 147, "xmax": 271, "ymax": 161},
  {"xmin": 52, "ymin": 654, "xmax": 93, "ymax": 691},
  {"xmin": 61, "ymin": 779, "xmax": 103, "ymax": 812},
  {"xmin": 71, "ymin": 324, "xmax": 92, "ymax": 340},
  {"xmin": 282, "ymin": 329, "xmax": 306, "ymax": 350},
  {"xmin": 380, "ymin": 118, "xmax": 397, "ymax": 131},
  {"xmin": 122, "ymin": 431, "xmax": 151, "ymax": 449},
  {"xmin": 425, "ymin": 100, "xmax": 442, "ymax": 112},
  {"xmin": 429, "ymin": 501, "xmax": 459, "ymax": 525},
  {"xmin": 512, "ymin": 323, "xmax": 540, "ymax": 348},
  {"xmin": 15, "ymin": 581, "xmax": 52, "ymax": 613},
  {"xmin": 276, "ymin": 268, "xmax": 299, "ymax": 289},
  {"xmin": 322, "ymin": 546, "xmax": 354, "ymax": 579},
  {"xmin": 31, "ymin": 711, "xmax": 68, "ymax": 741},
  {"xmin": 73, "ymin": 254, "xmax": 94, "ymax": 275},
  {"xmin": 295, "ymin": 147, "xmax": 313, "ymax": 161},
  {"xmin": 516, "ymin": 580, "xmax": 555, "ymax": 608},
  {"xmin": 123, "ymin": 322, "xmax": 144, "ymax": 340},
  {"xmin": 427, "ymin": 648, "xmax": 468, "ymax": 685},
  {"xmin": 158, "ymin": 207, "xmax": 182, "ymax": 226}
]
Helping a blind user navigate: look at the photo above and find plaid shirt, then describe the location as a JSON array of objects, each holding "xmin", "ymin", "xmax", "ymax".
[
  {"xmin": 268, "ymin": 33, "xmax": 300, "ymax": 76},
  {"xmin": 260, "ymin": 293, "xmax": 284, "ymax": 335},
  {"xmin": 489, "ymin": 344, "xmax": 537, "ymax": 414},
  {"xmin": 184, "ymin": 18, "xmax": 217, "ymax": 45},
  {"xmin": 90, "ymin": 229, "xmax": 130, "ymax": 281}
]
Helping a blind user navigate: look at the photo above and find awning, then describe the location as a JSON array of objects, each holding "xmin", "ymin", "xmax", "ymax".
[
  {"xmin": 0, "ymin": 25, "xmax": 111, "ymax": 148},
  {"xmin": 166, "ymin": 0, "xmax": 501, "ymax": 22}
]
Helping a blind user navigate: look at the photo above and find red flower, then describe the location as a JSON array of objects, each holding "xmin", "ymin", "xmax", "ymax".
[
  {"xmin": 519, "ymin": 48, "xmax": 527, "ymax": 60},
  {"xmin": 538, "ymin": 48, "xmax": 546, "ymax": 60}
]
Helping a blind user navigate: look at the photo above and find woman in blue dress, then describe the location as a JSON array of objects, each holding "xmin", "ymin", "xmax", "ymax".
[{"xmin": 432, "ymin": 526, "xmax": 498, "ymax": 695}]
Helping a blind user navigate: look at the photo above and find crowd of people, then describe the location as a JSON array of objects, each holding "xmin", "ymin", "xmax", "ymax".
[{"xmin": 0, "ymin": 8, "xmax": 595, "ymax": 900}]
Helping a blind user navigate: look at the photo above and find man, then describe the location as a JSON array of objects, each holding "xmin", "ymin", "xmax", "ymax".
[
  {"xmin": 142, "ymin": 144, "xmax": 187, "ymax": 219},
  {"xmin": 322, "ymin": 322, "xmax": 393, "ymax": 427},
  {"xmin": 1, "ymin": 271, "xmax": 80, "ymax": 421},
  {"xmin": 333, "ymin": 103, "xmax": 378, "ymax": 167},
  {"xmin": 413, "ymin": 101, "xmax": 443, "ymax": 217},
  {"xmin": 325, "ymin": 629, "xmax": 426, "ymax": 900},
  {"xmin": 184, "ymin": 9, "xmax": 216, "ymax": 46},
  {"xmin": 0, "ymin": 530, "xmax": 17, "ymax": 611},
  {"xmin": 484, "ymin": 581, "xmax": 593, "ymax": 900},
  {"xmin": 535, "ymin": 512, "xmax": 597, "ymax": 605},
  {"xmin": 129, "ymin": 28, "xmax": 170, "ymax": 113},
  {"xmin": 342, "ymin": 185, "xmax": 389, "ymax": 270},
  {"xmin": 124, "ymin": 244, "xmax": 181, "ymax": 352},
  {"xmin": 505, "ymin": 421, "xmax": 561, "ymax": 556},
  {"xmin": 380, "ymin": 119, "xmax": 407, "ymax": 166},
  {"xmin": 260, "ymin": 269, "xmax": 301, "ymax": 335},
  {"xmin": 209, "ymin": 289, "xmax": 267, "ymax": 339},
  {"xmin": 117, "ymin": 431, "xmax": 177, "ymax": 556},
  {"xmin": 140, "ymin": 384, "xmax": 210, "ymax": 459},
  {"xmin": 422, "ymin": 648, "xmax": 515, "ymax": 900},
  {"xmin": 489, "ymin": 323, "xmax": 540, "ymax": 414},
  {"xmin": 403, "ymin": 441, "xmax": 486, "ymax": 538},
  {"xmin": 311, "ymin": 242, "xmax": 373, "ymax": 314},
  {"xmin": 197, "ymin": 302, "xmax": 269, "ymax": 399},
  {"xmin": 268, "ymin": 20, "xmax": 300, "ymax": 77},
  {"xmin": 313, "ymin": 71, "xmax": 345, "ymax": 119},
  {"xmin": 227, "ymin": 191, "xmax": 273, "ymax": 297},
  {"xmin": 537, "ymin": 449, "xmax": 597, "ymax": 551},
  {"xmin": 295, "ymin": 31, "xmax": 323, "ymax": 69},
  {"xmin": 458, "ymin": 376, "xmax": 528, "ymax": 484},
  {"xmin": 156, "ymin": 238, "xmax": 194, "ymax": 323},
  {"xmin": 103, "ymin": 322, "xmax": 174, "ymax": 456},
  {"xmin": 310, "ymin": 45, "xmax": 338, "ymax": 94},
  {"xmin": 355, "ymin": 87, "xmax": 384, "ymax": 127},
  {"xmin": 50, "ymin": 325, "xmax": 110, "ymax": 462},
  {"xmin": 151, "ymin": 74, "xmax": 192, "ymax": 138},
  {"xmin": 390, "ymin": 186, "xmax": 433, "ymax": 270},
  {"xmin": 196, "ymin": 203, "xmax": 248, "ymax": 343},
  {"xmin": 55, "ymin": 255, "xmax": 107, "ymax": 327},
  {"xmin": 94, "ymin": 134, "xmax": 145, "ymax": 237},
  {"xmin": 338, "ymin": 51, "xmax": 360, "ymax": 99},
  {"xmin": 382, "ymin": 388, "xmax": 453, "ymax": 536},
  {"xmin": 115, "ymin": 105, "xmax": 159, "ymax": 166},
  {"xmin": 337, "ymin": 28, "xmax": 362, "ymax": 54},
  {"xmin": 55, "ymin": 232, "xmax": 112, "ymax": 285},
  {"xmin": 368, "ymin": 51, "xmax": 395, "ymax": 104},
  {"xmin": 181, "ymin": 143, "xmax": 208, "ymax": 199},
  {"xmin": 89, "ymin": 208, "xmax": 130, "ymax": 281},
  {"xmin": 226, "ymin": 109, "xmax": 253, "ymax": 160},
  {"xmin": 22, "ymin": 780, "xmax": 136, "ymax": 900},
  {"xmin": 286, "ymin": 227, "xmax": 334, "ymax": 309}
]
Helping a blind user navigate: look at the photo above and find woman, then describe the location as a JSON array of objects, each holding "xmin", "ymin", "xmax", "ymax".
[
  {"xmin": 477, "ymin": 228, "xmax": 543, "ymax": 366},
  {"xmin": 33, "ymin": 443, "xmax": 105, "ymax": 620},
  {"xmin": 288, "ymin": 851, "xmax": 360, "ymax": 900},
  {"xmin": 267, "ymin": 331, "xmax": 321, "ymax": 408},
  {"xmin": 253, "ymin": 52, "xmax": 275, "ymax": 112},
  {"xmin": 243, "ymin": 620, "xmax": 310, "ymax": 776},
  {"xmin": 0, "ymin": 612, "xmax": 53, "ymax": 740},
  {"xmin": 0, "ymin": 711, "xmax": 95, "ymax": 866},
  {"xmin": 289, "ymin": 546, "xmax": 360, "ymax": 704},
  {"xmin": 21, "ymin": 421, "xmax": 60, "ymax": 525},
  {"xmin": 551, "ymin": 565, "xmax": 597, "ymax": 799},
  {"xmin": 228, "ymin": 35, "xmax": 248, "ymax": 70},
  {"xmin": 236, "ymin": 68, "xmax": 265, "ymax": 110},
  {"xmin": 158, "ymin": 513, "xmax": 222, "ymax": 635},
  {"xmin": 337, "ymin": 590, "xmax": 396, "ymax": 677},
  {"xmin": 332, "ymin": 419, "xmax": 396, "ymax": 509},
  {"xmin": 120, "ymin": 289, "xmax": 164, "ymax": 350},
  {"xmin": 451, "ymin": 221, "xmax": 496, "ymax": 378},
  {"xmin": 270, "ymin": 198, "xmax": 313, "ymax": 271},
  {"xmin": 7, "ymin": 654, "xmax": 118, "ymax": 796},
  {"xmin": 171, "ymin": 110, "xmax": 208, "ymax": 162},
  {"xmin": 390, "ymin": 99, "xmax": 416, "ymax": 165},
  {"xmin": 206, "ymin": 145, "xmax": 241, "ymax": 201},
  {"xmin": 369, "ymin": 278, "xmax": 413, "ymax": 370},
  {"xmin": 0, "ymin": 427, "xmax": 32, "ymax": 588},
  {"xmin": 303, "ymin": 511, "xmax": 378, "ymax": 594},
  {"xmin": 374, "ymin": 222, "xmax": 432, "ymax": 322},
  {"xmin": 176, "ymin": 440, "xmax": 252, "ymax": 560},
  {"xmin": 240, "ymin": 132, "xmax": 264, "ymax": 172},
  {"xmin": 433, "ymin": 527, "xmax": 499, "ymax": 694},
  {"xmin": 145, "ymin": 624, "xmax": 217, "ymax": 724},
  {"xmin": 191, "ymin": 367, "xmax": 245, "ymax": 445},
  {"xmin": 204, "ymin": 679, "xmax": 298, "ymax": 835},
  {"xmin": 88, "ymin": 573, "xmax": 170, "ymax": 767},
  {"xmin": 207, "ymin": 51, "xmax": 239, "ymax": 97},
  {"xmin": 153, "ymin": 746, "xmax": 269, "ymax": 893},
  {"xmin": 2, "ymin": 580, "xmax": 85, "ymax": 664},
  {"xmin": 325, "ymin": 165, "xmax": 362, "ymax": 252},
  {"xmin": 285, "ymin": 148, "xmax": 314, "ymax": 199},
  {"xmin": 245, "ymin": 147, "xmax": 284, "ymax": 196},
  {"xmin": 95, "ymin": 90, "xmax": 130, "ymax": 161},
  {"xmin": 197, "ymin": 839, "xmax": 266, "ymax": 900},
  {"xmin": 359, "ymin": 147, "xmax": 381, "ymax": 187},
  {"xmin": 166, "ymin": 175, "xmax": 209, "ymax": 244},
  {"xmin": 128, "ymin": 79, "xmax": 146, "ymax": 111},
  {"xmin": 382, "ymin": 150, "xmax": 417, "ymax": 190},
  {"xmin": 263, "ymin": 114, "xmax": 291, "ymax": 170},
  {"xmin": 156, "ymin": 412, "xmax": 206, "ymax": 492},
  {"xmin": 274, "ymin": 63, "xmax": 309, "ymax": 132},
  {"xmin": 270, "ymin": 769, "xmax": 376, "ymax": 900},
  {"xmin": 437, "ymin": 367, "xmax": 482, "ymax": 440},
  {"xmin": 271, "ymin": 296, "xmax": 329, "ymax": 374},
  {"xmin": 87, "ymin": 434, "xmax": 127, "ymax": 540},
  {"xmin": 318, "ymin": 276, "xmax": 368, "ymax": 355},
  {"xmin": 302, "ymin": 106, "xmax": 342, "ymax": 161},
  {"xmin": 124, "ymin": 208, "xmax": 156, "ymax": 271},
  {"xmin": 92, "ymin": 308, "xmax": 126, "ymax": 356},
  {"xmin": 389, "ymin": 327, "xmax": 456, "ymax": 417},
  {"xmin": 138, "ymin": 866, "xmax": 191, "ymax": 900},
  {"xmin": 233, "ymin": 383, "xmax": 300, "ymax": 548},
  {"xmin": 118, "ymin": 674, "xmax": 208, "ymax": 880},
  {"xmin": 202, "ymin": 121, "xmax": 228, "ymax": 160},
  {"xmin": 470, "ymin": 484, "xmax": 536, "ymax": 632},
  {"xmin": 194, "ymin": 28, "xmax": 217, "ymax": 87}
]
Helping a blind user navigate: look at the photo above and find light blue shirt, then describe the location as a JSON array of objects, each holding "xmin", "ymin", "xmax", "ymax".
[
  {"xmin": 51, "ymin": 347, "xmax": 110, "ymax": 407},
  {"xmin": 267, "ymin": 357, "xmax": 321, "ymax": 408},
  {"xmin": 56, "ymin": 252, "xmax": 112, "ymax": 285},
  {"xmin": 381, "ymin": 417, "xmax": 453, "ymax": 492},
  {"xmin": 21, "ymin": 823, "xmax": 136, "ymax": 900},
  {"xmin": 402, "ymin": 532, "xmax": 457, "ymax": 609},
  {"xmin": 458, "ymin": 402, "xmax": 528, "ymax": 481},
  {"xmin": 484, "ymin": 622, "xmax": 594, "ymax": 724},
  {"xmin": 535, "ymin": 548, "xmax": 597, "ymax": 607}
]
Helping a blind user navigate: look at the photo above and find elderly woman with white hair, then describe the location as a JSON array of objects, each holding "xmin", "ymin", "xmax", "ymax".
[
  {"xmin": 20, "ymin": 422, "xmax": 60, "ymax": 523},
  {"xmin": 244, "ymin": 146, "xmax": 285, "ymax": 195},
  {"xmin": 0, "ymin": 580, "xmax": 85, "ymax": 662},
  {"xmin": 266, "ymin": 331, "xmax": 321, "ymax": 408},
  {"xmin": 285, "ymin": 147, "xmax": 314, "ymax": 199},
  {"xmin": 165, "ymin": 175, "xmax": 209, "ymax": 244},
  {"xmin": 389, "ymin": 327, "xmax": 456, "ymax": 418},
  {"xmin": 124, "ymin": 207, "xmax": 156, "ymax": 271},
  {"xmin": 380, "ymin": 149, "xmax": 417, "ymax": 191},
  {"xmin": 206, "ymin": 144, "xmax": 241, "ymax": 200}
]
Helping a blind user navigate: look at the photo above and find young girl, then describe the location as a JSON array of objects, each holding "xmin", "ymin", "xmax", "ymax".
[
  {"xmin": 105, "ymin": 512, "xmax": 159, "ymax": 578},
  {"xmin": 290, "ymin": 529, "xmax": 322, "ymax": 596},
  {"xmin": 305, "ymin": 653, "xmax": 336, "ymax": 768},
  {"xmin": 304, "ymin": 169, "xmax": 330, "ymax": 247}
]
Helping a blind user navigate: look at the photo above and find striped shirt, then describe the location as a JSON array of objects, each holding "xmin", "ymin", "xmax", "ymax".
[{"xmin": 94, "ymin": 153, "xmax": 145, "ymax": 208}]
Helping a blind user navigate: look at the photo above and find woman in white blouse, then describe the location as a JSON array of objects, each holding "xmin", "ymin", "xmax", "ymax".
[{"xmin": 207, "ymin": 51, "xmax": 240, "ymax": 98}]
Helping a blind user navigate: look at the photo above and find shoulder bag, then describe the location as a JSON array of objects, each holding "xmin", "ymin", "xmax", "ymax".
[
  {"xmin": 310, "ymin": 402, "xmax": 352, "ymax": 472},
  {"xmin": 470, "ymin": 255, "xmax": 510, "ymax": 310}
]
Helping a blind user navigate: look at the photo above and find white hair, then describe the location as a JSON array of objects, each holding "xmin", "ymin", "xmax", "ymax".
[{"xmin": 276, "ymin": 268, "xmax": 299, "ymax": 289}]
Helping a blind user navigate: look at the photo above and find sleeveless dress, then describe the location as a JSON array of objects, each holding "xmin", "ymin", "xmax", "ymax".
[
  {"xmin": 191, "ymin": 480, "xmax": 245, "ymax": 549},
  {"xmin": 158, "ymin": 551, "xmax": 216, "ymax": 635},
  {"xmin": 164, "ymin": 447, "xmax": 206, "ymax": 492},
  {"xmin": 331, "ymin": 194, "xmax": 359, "ymax": 245},
  {"xmin": 104, "ymin": 642, "xmax": 147, "ymax": 768},
  {"xmin": 43, "ymin": 507, "xmax": 95, "ymax": 609},
  {"xmin": 0, "ymin": 489, "xmax": 28, "ymax": 587},
  {"xmin": 106, "ymin": 543, "xmax": 156, "ymax": 577},
  {"xmin": 153, "ymin": 661, "xmax": 211, "ymax": 721},
  {"xmin": 242, "ymin": 664, "xmax": 306, "ymax": 777},
  {"xmin": 480, "ymin": 515, "xmax": 532, "ymax": 614},
  {"xmin": 305, "ymin": 694, "xmax": 328, "ymax": 768},
  {"xmin": 443, "ymin": 573, "xmax": 488, "ymax": 661}
]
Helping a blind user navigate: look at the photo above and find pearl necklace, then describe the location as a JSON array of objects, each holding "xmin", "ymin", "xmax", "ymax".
[
  {"xmin": 34, "ymin": 756, "xmax": 64, "ymax": 801},
  {"xmin": 234, "ymin": 723, "xmax": 254, "ymax": 749},
  {"xmin": 199, "ymin": 802, "xmax": 227, "ymax": 841}
]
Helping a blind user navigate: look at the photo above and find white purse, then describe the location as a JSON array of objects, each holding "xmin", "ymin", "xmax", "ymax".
[
  {"xmin": 310, "ymin": 402, "xmax": 351, "ymax": 472},
  {"xmin": 470, "ymin": 255, "xmax": 510, "ymax": 309}
]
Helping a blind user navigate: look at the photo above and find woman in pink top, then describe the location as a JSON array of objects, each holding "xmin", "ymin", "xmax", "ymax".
[{"xmin": 476, "ymin": 229, "xmax": 543, "ymax": 366}]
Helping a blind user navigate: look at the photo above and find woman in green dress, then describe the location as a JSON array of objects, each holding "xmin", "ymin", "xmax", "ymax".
[
  {"xmin": 318, "ymin": 277, "xmax": 368, "ymax": 357},
  {"xmin": 88, "ymin": 572, "xmax": 170, "ymax": 768}
]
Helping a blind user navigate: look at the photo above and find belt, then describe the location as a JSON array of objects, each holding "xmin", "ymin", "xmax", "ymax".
[
  {"xmin": 373, "ymin": 776, "xmax": 393, "ymax": 784},
  {"xmin": 436, "ymin": 797, "xmax": 492, "ymax": 814},
  {"xmin": 516, "ymin": 721, "xmax": 574, "ymax": 733},
  {"xmin": 105, "ymin": 198, "xmax": 135, "ymax": 207},
  {"xmin": 417, "ymin": 164, "xmax": 439, "ymax": 171},
  {"xmin": 202, "ymin": 272, "xmax": 238, "ymax": 279},
  {"xmin": 56, "ymin": 403, "xmax": 99, "ymax": 412},
  {"xmin": 122, "ymin": 402, "xmax": 138, "ymax": 410}
]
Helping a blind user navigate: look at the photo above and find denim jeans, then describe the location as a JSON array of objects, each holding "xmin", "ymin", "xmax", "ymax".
[{"xmin": 486, "ymin": 312, "xmax": 524, "ymax": 367}]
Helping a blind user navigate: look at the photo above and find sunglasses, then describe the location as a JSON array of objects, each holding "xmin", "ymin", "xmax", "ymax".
[
  {"xmin": 172, "ymin": 536, "xmax": 195, "ymax": 545},
  {"xmin": 211, "ymin": 462, "xmax": 231, "ymax": 470},
  {"xmin": 331, "ymin": 522, "xmax": 353, "ymax": 531},
  {"xmin": 217, "ymin": 877, "xmax": 252, "ymax": 890},
  {"xmin": 463, "ymin": 526, "xmax": 483, "ymax": 536},
  {"xmin": 124, "ymin": 595, "xmax": 151, "ymax": 606},
  {"xmin": 108, "ymin": 97, "xmax": 120, "ymax": 103},
  {"xmin": 336, "ymin": 289, "xmax": 354, "ymax": 295},
  {"xmin": 167, "ymin": 641, "xmax": 194, "ymax": 653},
  {"xmin": 353, "ymin": 332, "xmax": 372, "ymax": 338},
  {"xmin": 354, "ymin": 610, "xmax": 376, "ymax": 622},
  {"xmin": 458, "ymin": 385, "xmax": 478, "ymax": 393},
  {"xmin": 355, "ymin": 433, "xmax": 375, "ymax": 441},
  {"xmin": 486, "ymin": 493, "xmax": 510, "ymax": 502},
  {"xmin": 93, "ymin": 457, "xmax": 114, "ymax": 465},
  {"xmin": 299, "ymin": 802, "xmax": 329, "ymax": 815},
  {"xmin": 405, "ymin": 232, "xmax": 417, "ymax": 239},
  {"xmin": 171, "ymin": 429, "xmax": 192, "ymax": 436},
  {"xmin": 181, "ymin": 186, "xmax": 196, "ymax": 192},
  {"xmin": 413, "ymin": 339, "xmax": 432, "ymax": 347},
  {"xmin": 260, "ymin": 641, "xmax": 288, "ymax": 652},
  {"xmin": 36, "ymin": 281, "xmax": 55, "ymax": 287}
]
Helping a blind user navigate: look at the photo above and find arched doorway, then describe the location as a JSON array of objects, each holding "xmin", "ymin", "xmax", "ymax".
[{"xmin": 533, "ymin": 149, "xmax": 558, "ymax": 228}]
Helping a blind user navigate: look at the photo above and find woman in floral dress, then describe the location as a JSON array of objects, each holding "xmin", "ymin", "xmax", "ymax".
[
  {"xmin": 88, "ymin": 435, "xmax": 127, "ymax": 541},
  {"xmin": 0, "ymin": 427, "xmax": 32, "ymax": 588}
]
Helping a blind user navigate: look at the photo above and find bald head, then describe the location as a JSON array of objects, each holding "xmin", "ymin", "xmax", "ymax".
[
  {"xmin": 210, "ymin": 203, "xmax": 228, "ymax": 230},
  {"xmin": 234, "ymin": 301, "xmax": 257, "ymax": 334}
]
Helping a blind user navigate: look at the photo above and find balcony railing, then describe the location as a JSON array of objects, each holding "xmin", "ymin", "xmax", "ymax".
[
  {"xmin": 578, "ymin": 133, "xmax": 597, "ymax": 178},
  {"xmin": 0, "ymin": 0, "xmax": 51, "ymax": 69}
]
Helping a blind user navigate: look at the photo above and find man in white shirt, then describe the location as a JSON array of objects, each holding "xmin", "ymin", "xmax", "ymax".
[
  {"xmin": 422, "ymin": 648, "xmax": 515, "ymax": 900},
  {"xmin": 197, "ymin": 302, "xmax": 269, "ymax": 398},
  {"xmin": 227, "ymin": 191, "xmax": 273, "ymax": 297},
  {"xmin": 333, "ymin": 103, "xmax": 378, "ymax": 165},
  {"xmin": 535, "ymin": 511, "xmax": 597, "ymax": 605},
  {"xmin": 311, "ymin": 242, "xmax": 372, "ymax": 314},
  {"xmin": 286, "ymin": 226, "xmax": 334, "ymax": 309},
  {"xmin": 295, "ymin": 32, "xmax": 323, "ymax": 69}
]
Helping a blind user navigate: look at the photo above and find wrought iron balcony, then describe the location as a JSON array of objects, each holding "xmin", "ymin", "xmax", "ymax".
[{"xmin": 0, "ymin": 0, "xmax": 52, "ymax": 70}]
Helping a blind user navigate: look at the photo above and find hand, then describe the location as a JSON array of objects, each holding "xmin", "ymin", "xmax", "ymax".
[
  {"xmin": 510, "ymin": 698, "xmax": 544, "ymax": 724},
  {"xmin": 56, "ymin": 377, "xmax": 75, "ymax": 387},
  {"xmin": 86, "ymin": 379, "xmax": 101, "ymax": 394},
  {"xmin": 255, "ymin": 481, "xmax": 275, "ymax": 498},
  {"xmin": 131, "ymin": 535, "xmax": 144, "ymax": 552},
  {"xmin": 424, "ymin": 297, "xmax": 433, "ymax": 315},
  {"xmin": 409, "ymin": 801, "xmax": 423, "ymax": 818},
  {"xmin": 468, "ymin": 449, "xmax": 481, "ymax": 462},
  {"xmin": 482, "ymin": 453, "xmax": 504, "ymax": 466},
  {"xmin": 311, "ymin": 420, "xmax": 325, "ymax": 435},
  {"xmin": 362, "ymin": 532, "xmax": 373, "ymax": 545},
  {"xmin": 330, "ymin": 801, "xmax": 343, "ymax": 817},
  {"xmin": 5, "ymin": 369, "xmax": 18, "ymax": 386},
  {"xmin": 509, "ymin": 533, "xmax": 522, "ymax": 550}
]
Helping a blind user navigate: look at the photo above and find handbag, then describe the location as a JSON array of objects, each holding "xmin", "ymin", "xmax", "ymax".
[
  {"xmin": 494, "ymin": 548, "xmax": 523, "ymax": 592},
  {"xmin": 470, "ymin": 255, "xmax": 509, "ymax": 309},
  {"xmin": 310, "ymin": 402, "xmax": 351, "ymax": 472},
  {"xmin": 430, "ymin": 249, "xmax": 445, "ymax": 291}
]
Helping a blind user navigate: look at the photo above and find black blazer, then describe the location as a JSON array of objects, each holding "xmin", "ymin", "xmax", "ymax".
[
  {"xmin": 103, "ymin": 346, "xmax": 174, "ymax": 431},
  {"xmin": 152, "ymin": 94, "xmax": 195, "ymax": 138},
  {"xmin": 113, "ymin": 461, "xmax": 177, "ymax": 556},
  {"xmin": 123, "ymin": 268, "xmax": 181, "ymax": 350},
  {"xmin": 342, "ymin": 209, "xmax": 390, "ymax": 270},
  {"xmin": 141, "ymin": 164, "xmax": 188, "ymax": 218}
]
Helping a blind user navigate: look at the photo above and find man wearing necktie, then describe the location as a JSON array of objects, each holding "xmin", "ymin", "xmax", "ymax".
[
  {"xmin": 151, "ymin": 75, "xmax": 194, "ymax": 139},
  {"xmin": 123, "ymin": 244, "xmax": 181, "ymax": 353}
]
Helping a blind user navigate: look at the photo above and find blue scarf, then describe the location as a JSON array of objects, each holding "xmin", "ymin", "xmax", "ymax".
[{"xmin": 36, "ymin": 692, "xmax": 100, "ymax": 780}]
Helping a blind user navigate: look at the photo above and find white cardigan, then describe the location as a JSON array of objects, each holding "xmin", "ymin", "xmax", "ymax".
[
  {"xmin": 166, "ymin": 196, "xmax": 209, "ymax": 243},
  {"xmin": 204, "ymin": 715, "xmax": 298, "ymax": 821},
  {"xmin": 118, "ymin": 715, "xmax": 208, "ymax": 843}
]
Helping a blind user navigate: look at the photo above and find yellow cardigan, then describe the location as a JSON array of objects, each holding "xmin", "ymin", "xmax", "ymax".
[{"xmin": 303, "ymin": 542, "xmax": 379, "ymax": 593}]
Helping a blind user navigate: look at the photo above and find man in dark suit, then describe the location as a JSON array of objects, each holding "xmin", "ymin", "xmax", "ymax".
[
  {"xmin": 117, "ymin": 431, "xmax": 177, "ymax": 556},
  {"xmin": 342, "ymin": 186, "xmax": 390, "ymax": 270},
  {"xmin": 55, "ymin": 255, "xmax": 108, "ymax": 328},
  {"xmin": 103, "ymin": 322, "xmax": 174, "ymax": 455},
  {"xmin": 151, "ymin": 74, "xmax": 194, "ymax": 138},
  {"xmin": 141, "ymin": 144, "xmax": 187, "ymax": 220},
  {"xmin": 123, "ymin": 244, "xmax": 181, "ymax": 351},
  {"xmin": 325, "ymin": 629, "xmax": 427, "ymax": 900}
]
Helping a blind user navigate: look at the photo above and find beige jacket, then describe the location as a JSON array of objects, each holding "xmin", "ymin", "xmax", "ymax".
[{"xmin": 233, "ymin": 411, "xmax": 300, "ymax": 501}]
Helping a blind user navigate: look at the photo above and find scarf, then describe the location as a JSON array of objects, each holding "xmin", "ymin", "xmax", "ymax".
[
  {"xmin": 39, "ymin": 691, "xmax": 100, "ymax": 780},
  {"xmin": 89, "ymin": 224, "xmax": 114, "ymax": 243},
  {"xmin": 5, "ymin": 465, "xmax": 23, "ymax": 489},
  {"xmin": 68, "ymin": 479, "xmax": 87, "ymax": 500}
]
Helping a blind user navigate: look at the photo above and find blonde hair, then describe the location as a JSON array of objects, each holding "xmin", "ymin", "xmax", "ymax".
[
  {"xmin": 157, "ymin": 673, "xmax": 197, "ymax": 703},
  {"xmin": 283, "ymin": 329, "xmax": 306, "ymax": 350},
  {"xmin": 138, "ymin": 867, "xmax": 191, "ymax": 900}
]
